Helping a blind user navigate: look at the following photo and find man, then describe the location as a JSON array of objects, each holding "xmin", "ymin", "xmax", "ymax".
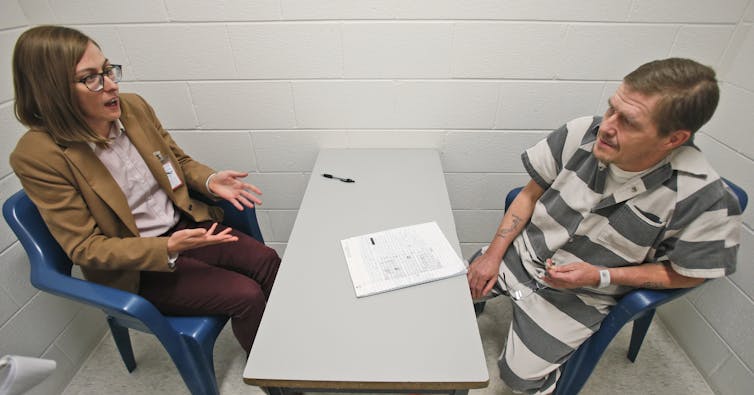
[{"xmin": 467, "ymin": 58, "xmax": 742, "ymax": 394}]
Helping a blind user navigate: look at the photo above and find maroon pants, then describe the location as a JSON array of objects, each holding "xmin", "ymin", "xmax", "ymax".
[{"xmin": 139, "ymin": 220, "xmax": 280, "ymax": 353}]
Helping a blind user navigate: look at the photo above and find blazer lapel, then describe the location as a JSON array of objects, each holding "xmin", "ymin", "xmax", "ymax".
[
  {"xmin": 120, "ymin": 106, "xmax": 191, "ymax": 210},
  {"xmin": 121, "ymin": 119, "xmax": 175, "ymax": 198},
  {"xmin": 63, "ymin": 143, "xmax": 140, "ymax": 236}
]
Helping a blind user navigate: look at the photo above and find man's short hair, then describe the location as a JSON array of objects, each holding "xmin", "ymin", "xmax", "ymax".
[{"xmin": 624, "ymin": 58, "xmax": 719, "ymax": 136}]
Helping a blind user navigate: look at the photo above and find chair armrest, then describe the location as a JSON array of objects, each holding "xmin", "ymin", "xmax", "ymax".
[
  {"xmin": 610, "ymin": 287, "xmax": 693, "ymax": 323},
  {"xmin": 30, "ymin": 268, "xmax": 173, "ymax": 334}
]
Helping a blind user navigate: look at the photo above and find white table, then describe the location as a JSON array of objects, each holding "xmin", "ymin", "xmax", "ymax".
[{"xmin": 244, "ymin": 149, "xmax": 488, "ymax": 394}]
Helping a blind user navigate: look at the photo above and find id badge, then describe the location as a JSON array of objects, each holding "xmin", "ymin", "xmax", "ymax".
[{"xmin": 154, "ymin": 151, "xmax": 184, "ymax": 190}]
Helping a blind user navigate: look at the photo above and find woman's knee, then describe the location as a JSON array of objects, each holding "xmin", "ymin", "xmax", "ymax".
[
  {"xmin": 259, "ymin": 245, "xmax": 281, "ymax": 267},
  {"xmin": 224, "ymin": 280, "xmax": 266, "ymax": 313},
  {"xmin": 256, "ymin": 246, "xmax": 281, "ymax": 291}
]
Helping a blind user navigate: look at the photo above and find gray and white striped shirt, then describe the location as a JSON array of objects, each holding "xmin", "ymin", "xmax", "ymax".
[{"xmin": 516, "ymin": 116, "xmax": 742, "ymax": 297}]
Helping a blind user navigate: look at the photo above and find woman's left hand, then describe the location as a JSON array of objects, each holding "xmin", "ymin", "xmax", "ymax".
[{"xmin": 208, "ymin": 170, "xmax": 263, "ymax": 210}]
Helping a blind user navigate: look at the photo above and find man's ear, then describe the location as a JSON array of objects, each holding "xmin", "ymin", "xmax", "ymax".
[{"xmin": 666, "ymin": 129, "xmax": 691, "ymax": 150}]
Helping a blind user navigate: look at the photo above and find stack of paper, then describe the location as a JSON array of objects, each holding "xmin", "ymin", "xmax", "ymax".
[{"xmin": 341, "ymin": 222, "xmax": 467, "ymax": 297}]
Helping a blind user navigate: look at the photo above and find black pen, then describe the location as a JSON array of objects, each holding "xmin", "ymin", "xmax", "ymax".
[{"xmin": 322, "ymin": 173, "xmax": 355, "ymax": 183}]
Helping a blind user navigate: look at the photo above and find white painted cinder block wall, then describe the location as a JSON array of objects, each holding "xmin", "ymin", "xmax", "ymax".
[{"xmin": 0, "ymin": 1, "xmax": 752, "ymax": 394}]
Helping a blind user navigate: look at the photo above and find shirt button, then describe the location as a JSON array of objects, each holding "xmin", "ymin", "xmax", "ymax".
[
  {"xmin": 188, "ymin": 204, "xmax": 193, "ymax": 211},
  {"xmin": 631, "ymin": 186, "xmax": 638, "ymax": 192}
]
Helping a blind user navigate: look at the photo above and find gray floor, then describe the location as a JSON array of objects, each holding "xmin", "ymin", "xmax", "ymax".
[{"xmin": 63, "ymin": 296, "xmax": 714, "ymax": 395}]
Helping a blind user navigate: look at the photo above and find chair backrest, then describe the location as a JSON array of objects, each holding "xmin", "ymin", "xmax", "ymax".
[
  {"xmin": 5, "ymin": 190, "xmax": 163, "ymax": 336},
  {"xmin": 189, "ymin": 191, "xmax": 264, "ymax": 243},
  {"xmin": 3, "ymin": 190, "xmax": 77, "ymax": 292},
  {"xmin": 504, "ymin": 187, "xmax": 523, "ymax": 211},
  {"xmin": 724, "ymin": 178, "xmax": 748, "ymax": 211}
]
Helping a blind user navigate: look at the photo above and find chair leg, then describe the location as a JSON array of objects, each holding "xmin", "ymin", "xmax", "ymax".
[
  {"xmin": 169, "ymin": 336, "xmax": 219, "ymax": 395},
  {"xmin": 627, "ymin": 309, "xmax": 656, "ymax": 363},
  {"xmin": 107, "ymin": 317, "xmax": 137, "ymax": 372}
]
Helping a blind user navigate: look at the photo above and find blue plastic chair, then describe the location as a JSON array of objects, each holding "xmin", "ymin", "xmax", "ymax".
[
  {"xmin": 2, "ymin": 190, "xmax": 265, "ymax": 395},
  {"xmin": 495, "ymin": 179, "xmax": 747, "ymax": 395}
]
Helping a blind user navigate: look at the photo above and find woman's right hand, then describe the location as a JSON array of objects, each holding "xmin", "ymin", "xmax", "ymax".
[{"xmin": 166, "ymin": 223, "xmax": 238, "ymax": 255}]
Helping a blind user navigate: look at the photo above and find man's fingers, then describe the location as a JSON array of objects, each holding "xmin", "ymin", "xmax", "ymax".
[
  {"xmin": 471, "ymin": 284, "xmax": 481, "ymax": 299},
  {"xmin": 468, "ymin": 274, "xmax": 494, "ymax": 299},
  {"xmin": 548, "ymin": 263, "xmax": 571, "ymax": 273},
  {"xmin": 482, "ymin": 278, "xmax": 496, "ymax": 296},
  {"xmin": 541, "ymin": 275, "xmax": 561, "ymax": 287}
]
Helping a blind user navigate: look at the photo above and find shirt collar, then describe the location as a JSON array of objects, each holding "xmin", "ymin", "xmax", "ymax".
[
  {"xmin": 666, "ymin": 142, "xmax": 710, "ymax": 178},
  {"xmin": 88, "ymin": 119, "xmax": 125, "ymax": 151},
  {"xmin": 581, "ymin": 131, "xmax": 710, "ymax": 179}
]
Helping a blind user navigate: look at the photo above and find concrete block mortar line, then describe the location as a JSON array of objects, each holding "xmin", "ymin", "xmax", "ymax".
[{"xmin": 684, "ymin": 279, "xmax": 754, "ymax": 376}]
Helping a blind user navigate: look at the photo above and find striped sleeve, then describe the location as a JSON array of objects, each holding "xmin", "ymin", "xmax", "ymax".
[
  {"xmin": 522, "ymin": 116, "xmax": 598, "ymax": 189},
  {"xmin": 662, "ymin": 180, "xmax": 742, "ymax": 278},
  {"xmin": 522, "ymin": 124, "xmax": 567, "ymax": 189}
]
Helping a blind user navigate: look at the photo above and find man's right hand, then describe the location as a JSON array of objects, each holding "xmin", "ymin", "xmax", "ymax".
[
  {"xmin": 166, "ymin": 223, "xmax": 238, "ymax": 255},
  {"xmin": 467, "ymin": 253, "xmax": 502, "ymax": 299},
  {"xmin": 467, "ymin": 179, "xmax": 544, "ymax": 299}
]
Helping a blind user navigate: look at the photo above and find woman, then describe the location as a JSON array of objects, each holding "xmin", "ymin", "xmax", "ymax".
[{"xmin": 10, "ymin": 25, "xmax": 280, "ymax": 354}]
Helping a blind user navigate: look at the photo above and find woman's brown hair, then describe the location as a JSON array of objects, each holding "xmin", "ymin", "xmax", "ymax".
[{"xmin": 13, "ymin": 25, "xmax": 109, "ymax": 145}]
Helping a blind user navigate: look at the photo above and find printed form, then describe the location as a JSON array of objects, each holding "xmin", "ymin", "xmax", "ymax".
[{"xmin": 341, "ymin": 222, "xmax": 467, "ymax": 297}]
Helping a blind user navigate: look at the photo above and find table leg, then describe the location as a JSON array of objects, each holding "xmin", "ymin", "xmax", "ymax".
[{"xmin": 262, "ymin": 387, "xmax": 285, "ymax": 395}]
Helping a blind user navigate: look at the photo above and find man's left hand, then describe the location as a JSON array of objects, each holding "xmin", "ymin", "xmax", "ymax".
[
  {"xmin": 542, "ymin": 259, "xmax": 600, "ymax": 289},
  {"xmin": 208, "ymin": 170, "xmax": 263, "ymax": 210}
]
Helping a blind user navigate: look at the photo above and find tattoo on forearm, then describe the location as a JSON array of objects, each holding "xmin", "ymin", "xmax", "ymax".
[
  {"xmin": 496, "ymin": 214, "xmax": 522, "ymax": 240},
  {"xmin": 640, "ymin": 281, "xmax": 665, "ymax": 289}
]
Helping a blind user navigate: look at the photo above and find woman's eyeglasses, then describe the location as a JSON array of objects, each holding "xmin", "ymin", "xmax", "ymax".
[
  {"xmin": 500, "ymin": 272, "xmax": 548, "ymax": 301},
  {"xmin": 77, "ymin": 64, "xmax": 122, "ymax": 92}
]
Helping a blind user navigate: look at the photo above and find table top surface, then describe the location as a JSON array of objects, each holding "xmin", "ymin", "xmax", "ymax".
[{"xmin": 243, "ymin": 149, "xmax": 488, "ymax": 390}]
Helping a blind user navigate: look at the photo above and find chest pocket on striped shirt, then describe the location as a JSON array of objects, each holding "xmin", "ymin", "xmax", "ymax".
[{"xmin": 596, "ymin": 203, "xmax": 665, "ymax": 263}]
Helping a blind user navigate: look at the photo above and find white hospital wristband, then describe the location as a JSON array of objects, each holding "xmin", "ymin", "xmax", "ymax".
[{"xmin": 598, "ymin": 269, "xmax": 611, "ymax": 288}]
